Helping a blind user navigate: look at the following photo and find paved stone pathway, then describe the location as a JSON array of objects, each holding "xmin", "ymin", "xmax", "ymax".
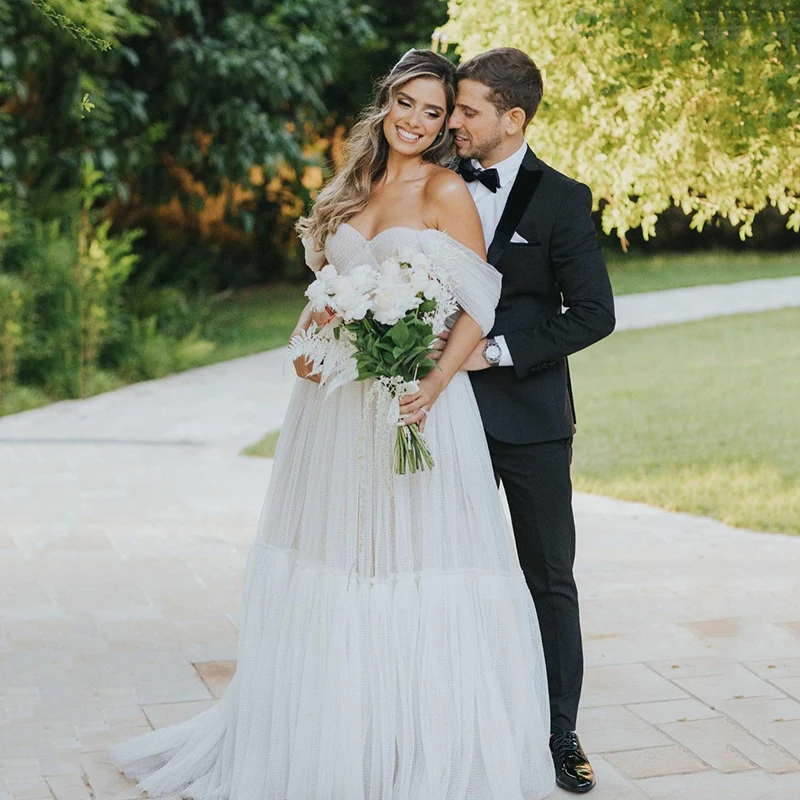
[
  {"xmin": 614, "ymin": 276, "xmax": 800, "ymax": 331},
  {"xmin": 1, "ymin": 278, "xmax": 799, "ymax": 800}
]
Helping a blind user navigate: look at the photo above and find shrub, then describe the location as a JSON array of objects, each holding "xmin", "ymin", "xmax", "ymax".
[{"xmin": 0, "ymin": 272, "xmax": 28, "ymax": 397}]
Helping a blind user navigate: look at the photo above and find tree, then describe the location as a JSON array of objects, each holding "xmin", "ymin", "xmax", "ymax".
[
  {"xmin": 442, "ymin": 0, "xmax": 799, "ymax": 243},
  {"xmin": 325, "ymin": 0, "xmax": 451, "ymax": 119},
  {"xmin": 1, "ymin": 0, "xmax": 375, "ymax": 284}
]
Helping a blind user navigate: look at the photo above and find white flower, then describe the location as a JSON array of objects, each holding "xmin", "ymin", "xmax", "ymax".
[
  {"xmin": 372, "ymin": 282, "xmax": 421, "ymax": 326},
  {"xmin": 318, "ymin": 264, "xmax": 338, "ymax": 284},
  {"xmin": 399, "ymin": 247, "xmax": 432, "ymax": 273},
  {"xmin": 334, "ymin": 289, "xmax": 372, "ymax": 321},
  {"xmin": 306, "ymin": 277, "xmax": 331, "ymax": 311},
  {"xmin": 407, "ymin": 267, "xmax": 441, "ymax": 300},
  {"xmin": 349, "ymin": 263, "xmax": 377, "ymax": 292},
  {"xmin": 379, "ymin": 257, "xmax": 403, "ymax": 279},
  {"xmin": 325, "ymin": 264, "xmax": 376, "ymax": 321}
]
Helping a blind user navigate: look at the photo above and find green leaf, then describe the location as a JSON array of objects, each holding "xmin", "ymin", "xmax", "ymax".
[{"xmin": 389, "ymin": 319, "xmax": 410, "ymax": 348}]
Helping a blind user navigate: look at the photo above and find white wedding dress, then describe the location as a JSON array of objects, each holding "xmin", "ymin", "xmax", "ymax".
[{"xmin": 110, "ymin": 224, "xmax": 555, "ymax": 800}]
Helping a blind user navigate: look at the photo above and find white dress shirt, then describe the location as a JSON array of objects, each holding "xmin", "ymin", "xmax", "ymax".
[{"xmin": 464, "ymin": 141, "xmax": 529, "ymax": 367}]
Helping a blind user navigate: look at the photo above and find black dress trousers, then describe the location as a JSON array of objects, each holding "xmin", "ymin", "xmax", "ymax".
[{"xmin": 486, "ymin": 432, "xmax": 583, "ymax": 733}]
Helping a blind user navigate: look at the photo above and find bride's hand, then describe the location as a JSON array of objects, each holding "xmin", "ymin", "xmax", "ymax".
[
  {"xmin": 398, "ymin": 372, "xmax": 445, "ymax": 432},
  {"xmin": 311, "ymin": 307, "xmax": 335, "ymax": 328},
  {"xmin": 292, "ymin": 355, "xmax": 321, "ymax": 383}
]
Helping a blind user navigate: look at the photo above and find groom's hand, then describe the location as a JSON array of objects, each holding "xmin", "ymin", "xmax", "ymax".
[
  {"xmin": 428, "ymin": 329, "xmax": 449, "ymax": 362},
  {"xmin": 429, "ymin": 331, "xmax": 491, "ymax": 371},
  {"xmin": 462, "ymin": 338, "xmax": 491, "ymax": 372}
]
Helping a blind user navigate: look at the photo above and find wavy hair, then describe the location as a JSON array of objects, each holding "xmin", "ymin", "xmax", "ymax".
[{"xmin": 297, "ymin": 49, "xmax": 456, "ymax": 251}]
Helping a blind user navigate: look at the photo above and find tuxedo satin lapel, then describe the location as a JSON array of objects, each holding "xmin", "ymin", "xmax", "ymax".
[{"xmin": 487, "ymin": 150, "xmax": 543, "ymax": 266}]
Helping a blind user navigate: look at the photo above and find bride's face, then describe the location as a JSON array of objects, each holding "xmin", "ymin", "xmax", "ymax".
[{"xmin": 382, "ymin": 77, "xmax": 447, "ymax": 156}]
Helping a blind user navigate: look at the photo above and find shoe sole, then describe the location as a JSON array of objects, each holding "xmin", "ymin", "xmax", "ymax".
[{"xmin": 555, "ymin": 776, "xmax": 596, "ymax": 793}]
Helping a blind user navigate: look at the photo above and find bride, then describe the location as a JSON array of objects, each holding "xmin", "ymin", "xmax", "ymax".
[{"xmin": 111, "ymin": 49, "xmax": 555, "ymax": 800}]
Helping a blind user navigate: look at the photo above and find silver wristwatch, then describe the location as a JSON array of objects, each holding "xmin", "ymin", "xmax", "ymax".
[{"xmin": 482, "ymin": 337, "xmax": 502, "ymax": 367}]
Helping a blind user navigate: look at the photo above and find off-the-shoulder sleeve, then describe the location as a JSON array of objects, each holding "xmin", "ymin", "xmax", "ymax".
[
  {"xmin": 429, "ymin": 234, "xmax": 502, "ymax": 336},
  {"xmin": 301, "ymin": 235, "xmax": 327, "ymax": 273}
]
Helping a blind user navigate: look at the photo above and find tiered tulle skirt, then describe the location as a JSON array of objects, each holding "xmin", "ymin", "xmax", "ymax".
[{"xmin": 110, "ymin": 375, "xmax": 556, "ymax": 799}]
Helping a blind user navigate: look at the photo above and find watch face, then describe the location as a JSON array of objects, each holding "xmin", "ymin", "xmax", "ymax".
[{"xmin": 485, "ymin": 343, "xmax": 501, "ymax": 363}]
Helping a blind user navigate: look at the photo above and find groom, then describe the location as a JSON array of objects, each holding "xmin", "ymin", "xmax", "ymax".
[{"xmin": 443, "ymin": 48, "xmax": 615, "ymax": 793}]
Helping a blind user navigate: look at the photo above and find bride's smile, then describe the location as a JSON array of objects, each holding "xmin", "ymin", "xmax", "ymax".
[{"xmin": 382, "ymin": 79, "xmax": 447, "ymax": 154}]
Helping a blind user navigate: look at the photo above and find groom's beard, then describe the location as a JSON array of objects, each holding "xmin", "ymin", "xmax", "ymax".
[{"xmin": 455, "ymin": 129, "xmax": 503, "ymax": 165}]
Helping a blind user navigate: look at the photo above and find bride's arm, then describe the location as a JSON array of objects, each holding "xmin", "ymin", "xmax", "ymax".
[{"xmin": 399, "ymin": 172, "xmax": 488, "ymax": 430}]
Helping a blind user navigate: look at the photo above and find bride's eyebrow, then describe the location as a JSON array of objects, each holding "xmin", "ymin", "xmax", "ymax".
[{"xmin": 397, "ymin": 91, "xmax": 444, "ymax": 115}]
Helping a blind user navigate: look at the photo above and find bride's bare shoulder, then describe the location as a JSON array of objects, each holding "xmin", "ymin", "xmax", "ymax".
[
  {"xmin": 423, "ymin": 165, "xmax": 471, "ymax": 204},
  {"xmin": 423, "ymin": 166, "xmax": 485, "ymax": 257}
]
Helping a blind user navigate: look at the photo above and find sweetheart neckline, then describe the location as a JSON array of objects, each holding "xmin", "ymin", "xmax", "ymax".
[{"xmin": 339, "ymin": 222, "xmax": 442, "ymax": 243}]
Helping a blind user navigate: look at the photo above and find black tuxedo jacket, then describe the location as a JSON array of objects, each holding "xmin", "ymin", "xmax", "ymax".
[{"xmin": 466, "ymin": 147, "xmax": 616, "ymax": 444}]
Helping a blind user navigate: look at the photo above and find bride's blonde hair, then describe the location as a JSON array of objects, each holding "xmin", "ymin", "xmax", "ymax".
[{"xmin": 297, "ymin": 49, "xmax": 456, "ymax": 251}]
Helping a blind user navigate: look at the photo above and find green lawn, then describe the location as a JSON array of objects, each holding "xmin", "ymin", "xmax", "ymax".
[
  {"xmin": 199, "ymin": 252, "xmax": 800, "ymax": 366},
  {"xmin": 570, "ymin": 306, "xmax": 800, "ymax": 534},
  {"xmin": 199, "ymin": 283, "xmax": 308, "ymax": 364},
  {"xmin": 241, "ymin": 429, "xmax": 281, "ymax": 458},
  {"xmin": 243, "ymin": 307, "xmax": 799, "ymax": 534},
  {"xmin": 606, "ymin": 250, "xmax": 799, "ymax": 295}
]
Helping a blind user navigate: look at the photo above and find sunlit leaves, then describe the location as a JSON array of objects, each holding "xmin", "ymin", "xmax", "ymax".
[{"xmin": 443, "ymin": 0, "xmax": 799, "ymax": 242}]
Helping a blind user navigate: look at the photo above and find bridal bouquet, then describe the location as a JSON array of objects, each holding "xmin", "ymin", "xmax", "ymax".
[{"xmin": 289, "ymin": 247, "xmax": 457, "ymax": 474}]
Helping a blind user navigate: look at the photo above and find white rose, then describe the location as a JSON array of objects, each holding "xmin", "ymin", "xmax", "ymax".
[
  {"xmin": 333, "ymin": 267, "xmax": 375, "ymax": 302},
  {"xmin": 372, "ymin": 288, "xmax": 400, "ymax": 315}
]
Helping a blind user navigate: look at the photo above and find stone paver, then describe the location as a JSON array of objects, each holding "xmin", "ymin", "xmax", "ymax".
[{"xmin": 1, "ymin": 278, "xmax": 799, "ymax": 799}]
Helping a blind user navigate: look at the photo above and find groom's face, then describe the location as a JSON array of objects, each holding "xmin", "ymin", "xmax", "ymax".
[{"xmin": 450, "ymin": 79, "xmax": 504, "ymax": 164}]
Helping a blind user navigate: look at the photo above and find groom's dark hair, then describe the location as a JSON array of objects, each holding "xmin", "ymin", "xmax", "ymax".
[{"xmin": 456, "ymin": 48, "xmax": 543, "ymax": 127}]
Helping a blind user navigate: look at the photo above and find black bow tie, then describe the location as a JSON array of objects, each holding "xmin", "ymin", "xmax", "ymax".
[{"xmin": 457, "ymin": 161, "xmax": 500, "ymax": 193}]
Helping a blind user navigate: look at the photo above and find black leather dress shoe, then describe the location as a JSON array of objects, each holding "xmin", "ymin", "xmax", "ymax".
[{"xmin": 549, "ymin": 729, "xmax": 595, "ymax": 793}]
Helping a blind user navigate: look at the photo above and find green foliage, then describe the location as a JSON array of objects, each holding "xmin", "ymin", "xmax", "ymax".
[
  {"xmin": 0, "ymin": 271, "xmax": 28, "ymax": 395},
  {"xmin": 1, "ymin": 0, "xmax": 375, "ymax": 283},
  {"xmin": 0, "ymin": 0, "xmax": 153, "ymax": 194},
  {"xmin": 343, "ymin": 305, "xmax": 438, "ymax": 474},
  {"xmin": 0, "ymin": 384, "xmax": 49, "ymax": 415},
  {"xmin": 30, "ymin": 0, "xmax": 114, "ymax": 51},
  {"xmin": 1, "ymin": 162, "xmax": 143, "ymax": 399},
  {"xmin": 74, "ymin": 159, "xmax": 143, "ymax": 392},
  {"xmin": 199, "ymin": 284, "xmax": 308, "ymax": 363},
  {"xmin": 0, "ymin": 0, "xmax": 456, "ymax": 412},
  {"xmin": 345, "ymin": 313, "xmax": 438, "ymax": 385},
  {"xmin": 326, "ymin": 0, "xmax": 451, "ymax": 117},
  {"xmin": 115, "ymin": 315, "xmax": 214, "ymax": 381},
  {"xmin": 443, "ymin": 0, "xmax": 800, "ymax": 242}
]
